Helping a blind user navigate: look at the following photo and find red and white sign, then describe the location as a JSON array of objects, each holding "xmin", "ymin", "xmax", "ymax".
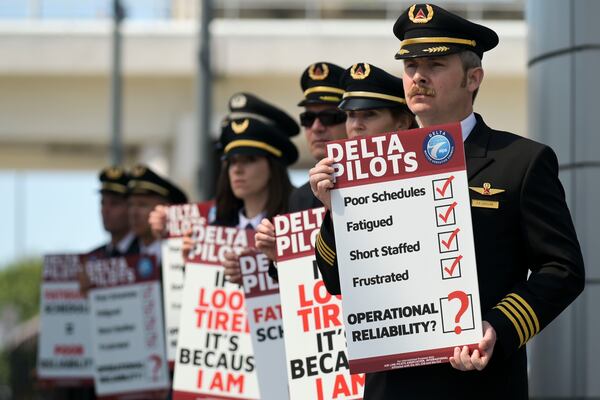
[
  {"xmin": 240, "ymin": 251, "xmax": 287, "ymax": 400},
  {"xmin": 87, "ymin": 255, "xmax": 169, "ymax": 399},
  {"xmin": 37, "ymin": 254, "xmax": 94, "ymax": 387},
  {"xmin": 275, "ymin": 208, "xmax": 364, "ymax": 400},
  {"xmin": 173, "ymin": 226, "xmax": 259, "ymax": 400},
  {"xmin": 327, "ymin": 123, "xmax": 482, "ymax": 373},
  {"xmin": 162, "ymin": 201, "xmax": 213, "ymax": 366}
]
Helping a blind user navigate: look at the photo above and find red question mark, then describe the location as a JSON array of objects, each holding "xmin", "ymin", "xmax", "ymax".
[
  {"xmin": 448, "ymin": 290, "xmax": 469, "ymax": 334},
  {"xmin": 148, "ymin": 354, "xmax": 162, "ymax": 381}
]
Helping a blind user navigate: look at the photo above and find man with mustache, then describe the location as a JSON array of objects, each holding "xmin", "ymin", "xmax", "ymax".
[{"xmin": 310, "ymin": 3, "xmax": 584, "ymax": 398}]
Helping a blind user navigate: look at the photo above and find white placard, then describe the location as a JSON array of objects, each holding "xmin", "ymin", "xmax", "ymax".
[
  {"xmin": 162, "ymin": 201, "xmax": 213, "ymax": 366},
  {"xmin": 240, "ymin": 251, "xmax": 288, "ymax": 400},
  {"xmin": 173, "ymin": 226, "xmax": 259, "ymax": 400},
  {"xmin": 327, "ymin": 123, "xmax": 482, "ymax": 373},
  {"xmin": 87, "ymin": 255, "xmax": 169, "ymax": 399},
  {"xmin": 275, "ymin": 208, "xmax": 365, "ymax": 400},
  {"xmin": 37, "ymin": 254, "xmax": 94, "ymax": 387}
]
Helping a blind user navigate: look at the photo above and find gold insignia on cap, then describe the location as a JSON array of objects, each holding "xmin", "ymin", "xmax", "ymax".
[
  {"xmin": 131, "ymin": 165, "xmax": 147, "ymax": 177},
  {"xmin": 398, "ymin": 49, "xmax": 410, "ymax": 55},
  {"xmin": 408, "ymin": 4, "xmax": 434, "ymax": 24},
  {"xmin": 469, "ymin": 182, "xmax": 505, "ymax": 196},
  {"xmin": 105, "ymin": 167, "xmax": 123, "ymax": 179},
  {"xmin": 350, "ymin": 63, "xmax": 371, "ymax": 80},
  {"xmin": 308, "ymin": 63, "xmax": 329, "ymax": 81},
  {"xmin": 230, "ymin": 94, "xmax": 247, "ymax": 109},
  {"xmin": 231, "ymin": 119, "xmax": 250, "ymax": 134},
  {"xmin": 423, "ymin": 46, "xmax": 450, "ymax": 53}
]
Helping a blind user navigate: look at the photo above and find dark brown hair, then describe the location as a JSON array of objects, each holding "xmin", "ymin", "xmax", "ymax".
[
  {"xmin": 215, "ymin": 156, "xmax": 293, "ymax": 224},
  {"xmin": 390, "ymin": 107, "xmax": 419, "ymax": 129}
]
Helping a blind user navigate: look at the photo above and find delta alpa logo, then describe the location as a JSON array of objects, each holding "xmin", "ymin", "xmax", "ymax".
[{"xmin": 423, "ymin": 130, "xmax": 455, "ymax": 165}]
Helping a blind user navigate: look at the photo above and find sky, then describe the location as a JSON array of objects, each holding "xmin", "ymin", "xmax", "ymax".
[
  {"xmin": 0, "ymin": 170, "xmax": 106, "ymax": 269},
  {"xmin": 0, "ymin": 169, "xmax": 309, "ymax": 270},
  {"xmin": 0, "ymin": 0, "xmax": 171, "ymax": 20}
]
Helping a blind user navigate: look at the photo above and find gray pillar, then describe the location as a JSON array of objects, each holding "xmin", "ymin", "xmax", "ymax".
[{"xmin": 527, "ymin": 1, "xmax": 600, "ymax": 398}]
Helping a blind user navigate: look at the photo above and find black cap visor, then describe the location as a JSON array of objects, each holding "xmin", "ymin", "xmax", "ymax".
[{"xmin": 339, "ymin": 97, "xmax": 405, "ymax": 111}]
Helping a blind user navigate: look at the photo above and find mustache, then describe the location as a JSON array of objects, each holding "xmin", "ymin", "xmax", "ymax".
[{"xmin": 408, "ymin": 86, "xmax": 436, "ymax": 97}]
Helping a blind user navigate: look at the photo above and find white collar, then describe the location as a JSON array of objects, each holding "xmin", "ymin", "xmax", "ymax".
[
  {"xmin": 139, "ymin": 239, "xmax": 162, "ymax": 264},
  {"xmin": 460, "ymin": 112, "xmax": 477, "ymax": 142},
  {"xmin": 417, "ymin": 113, "xmax": 476, "ymax": 142},
  {"xmin": 238, "ymin": 209, "xmax": 267, "ymax": 230},
  {"xmin": 115, "ymin": 232, "xmax": 136, "ymax": 254}
]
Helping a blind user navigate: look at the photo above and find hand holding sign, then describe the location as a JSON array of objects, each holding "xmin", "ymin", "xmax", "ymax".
[
  {"xmin": 449, "ymin": 321, "xmax": 496, "ymax": 371},
  {"xmin": 255, "ymin": 218, "xmax": 277, "ymax": 261},
  {"xmin": 309, "ymin": 158, "xmax": 336, "ymax": 210},
  {"xmin": 223, "ymin": 248, "xmax": 255, "ymax": 285}
]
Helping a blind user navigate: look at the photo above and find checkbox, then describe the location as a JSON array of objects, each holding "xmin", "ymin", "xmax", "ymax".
[
  {"xmin": 432, "ymin": 176, "xmax": 454, "ymax": 201},
  {"xmin": 435, "ymin": 202, "xmax": 457, "ymax": 227},
  {"xmin": 441, "ymin": 255, "xmax": 463, "ymax": 279},
  {"xmin": 438, "ymin": 228, "xmax": 460, "ymax": 253}
]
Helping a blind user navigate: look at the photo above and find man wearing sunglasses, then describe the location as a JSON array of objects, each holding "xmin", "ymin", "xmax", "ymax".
[{"xmin": 289, "ymin": 61, "xmax": 348, "ymax": 211}]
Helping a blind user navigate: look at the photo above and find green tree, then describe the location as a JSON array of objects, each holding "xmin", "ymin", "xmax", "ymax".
[
  {"xmin": 0, "ymin": 258, "xmax": 43, "ymax": 322},
  {"xmin": 0, "ymin": 258, "xmax": 43, "ymax": 391}
]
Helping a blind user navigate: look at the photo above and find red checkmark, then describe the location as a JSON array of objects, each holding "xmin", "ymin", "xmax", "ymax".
[
  {"xmin": 444, "ymin": 255, "xmax": 463, "ymax": 276},
  {"xmin": 435, "ymin": 175, "xmax": 455, "ymax": 197},
  {"xmin": 438, "ymin": 201, "xmax": 458, "ymax": 223},
  {"xmin": 441, "ymin": 228, "xmax": 460, "ymax": 249}
]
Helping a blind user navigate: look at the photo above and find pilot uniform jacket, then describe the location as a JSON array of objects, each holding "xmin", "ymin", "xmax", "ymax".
[
  {"xmin": 314, "ymin": 114, "xmax": 585, "ymax": 399},
  {"xmin": 88, "ymin": 236, "xmax": 139, "ymax": 259},
  {"xmin": 288, "ymin": 181, "xmax": 323, "ymax": 212}
]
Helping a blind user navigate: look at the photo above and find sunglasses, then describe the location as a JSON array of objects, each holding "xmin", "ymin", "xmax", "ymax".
[{"xmin": 299, "ymin": 110, "xmax": 347, "ymax": 127}]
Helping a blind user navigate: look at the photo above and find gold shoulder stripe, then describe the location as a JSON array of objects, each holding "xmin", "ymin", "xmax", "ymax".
[
  {"xmin": 504, "ymin": 297, "xmax": 536, "ymax": 339},
  {"xmin": 316, "ymin": 233, "xmax": 335, "ymax": 266},
  {"xmin": 316, "ymin": 234, "xmax": 335, "ymax": 265},
  {"xmin": 507, "ymin": 293, "xmax": 540, "ymax": 333},
  {"xmin": 499, "ymin": 300, "xmax": 532, "ymax": 343},
  {"xmin": 494, "ymin": 304, "xmax": 525, "ymax": 347},
  {"xmin": 317, "ymin": 233, "xmax": 336, "ymax": 259},
  {"xmin": 316, "ymin": 237, "xmax": 334, "ymax": 266}
]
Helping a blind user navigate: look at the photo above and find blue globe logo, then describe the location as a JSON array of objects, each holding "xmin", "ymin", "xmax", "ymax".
[
  {"xmin": 423, "ymin": 130, "xmax": 455, "ymax": 164},
  {"xmin": 137, "ymin": 257, "xmax": 154, "ymax": 278}
]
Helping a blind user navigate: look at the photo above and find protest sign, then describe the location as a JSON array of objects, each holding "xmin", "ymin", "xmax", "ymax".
[
  {"xmin": 173, "ymin": 226, "xmax": 259, "ymax": 400},
  {"xmin": 162, "ymin": 201, "xmax": 213, "ymax": 366},
  {"xmin": 326, "ymin": 123, "xmax": 482, "ymax": 373},
  {"xmin": 37, "ymin": 254, "xmax": 94, "ymax": 387},
  {"xmin": 275, "ymin": 208, "xmax": 364, "ymax": 400},
  {"xmin": 87, "ymin": 255, "xmax": 169, "ymax": 399},
  {"xmin": 240, "ymin": 251, "xmax": 287, "ymax": 400}
]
